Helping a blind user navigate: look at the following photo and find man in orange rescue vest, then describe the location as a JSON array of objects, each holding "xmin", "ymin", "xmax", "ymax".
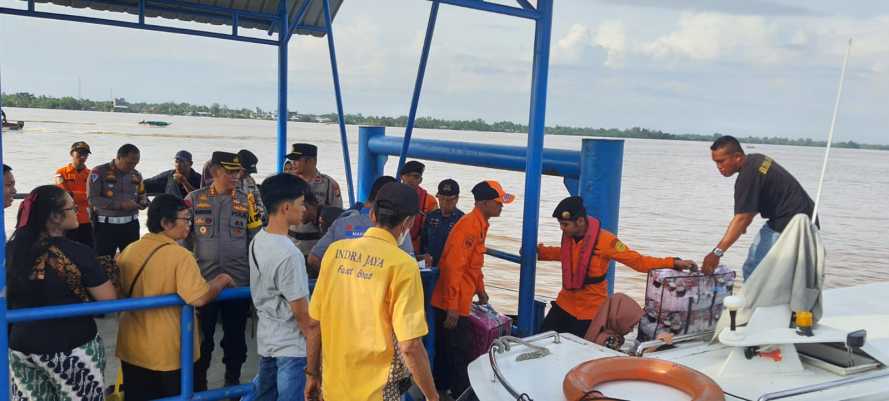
[
  {"xmin": 55, "ymin": 141, "xmax": 94, "ymax": 247},
  {"xmin": 537, "ymin": 196, "xmax": 697, "ymax": 337},
  {"xmin": 400, "ymin": 160, "xmax": 438, "ymax": 255},
  {"xmin": 430, "ymin": 180, "xmax": 513, "ymax": 399}
]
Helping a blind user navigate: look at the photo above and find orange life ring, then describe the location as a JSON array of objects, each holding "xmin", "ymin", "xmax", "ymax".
[{"xmin": 563, "ymin": 356, "xmax": 725, "ymax": 401}]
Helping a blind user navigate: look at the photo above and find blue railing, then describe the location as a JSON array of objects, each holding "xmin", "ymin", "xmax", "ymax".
[
  {"xmin": 7, "ymin": 288, "xmax": 253, "ymax": 401},
  {"xmin": 6, "ymin": 269, "xmax": 441, "ymax": 401},
  {"xmin": 357, "ymin": 127, "xmax": 624, "ymax": 336}
]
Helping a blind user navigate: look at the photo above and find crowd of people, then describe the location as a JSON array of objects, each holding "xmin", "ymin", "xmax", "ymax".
[{"xmin": 0, "ymin": 134, "xmax": 816, "ymax": 401}]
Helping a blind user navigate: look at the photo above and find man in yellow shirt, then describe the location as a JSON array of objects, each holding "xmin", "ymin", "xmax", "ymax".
[{"xmin": 308, "ymin": 182, "xmax": 438, "ymax": 401}]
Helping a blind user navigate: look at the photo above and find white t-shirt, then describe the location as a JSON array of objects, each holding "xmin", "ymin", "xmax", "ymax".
[{"xmin": 249, "ymin": 229, "xmax": 310, "ymax": 357}]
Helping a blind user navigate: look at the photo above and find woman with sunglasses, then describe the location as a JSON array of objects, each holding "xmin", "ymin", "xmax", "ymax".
[
  {"xmin": 7, "ymin": 185, "xmax": 118, "ymax": 401},
  {"xmin": 115, "ymin": 194, "xmax": 233, "ymax": 401}
]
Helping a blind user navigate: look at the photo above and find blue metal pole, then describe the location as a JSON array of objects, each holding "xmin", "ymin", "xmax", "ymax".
[
  {"xmin": 180, "ymin": 305, "xmax": 195, "ymax": 400},
  {"xmin": 323, "ymin": 0, "xmax": 356, "ymax": 207},
  {"xmin": 395, "ymin": 0, "xmax": 439, "ymax": 178},
  {"xmin": 516, "ymin": 0, "xmax": 552, "ymax": 337},
  {"xmin": 0, "ymin": 71, "xmax": 9, "ymax": 400},
  {"xmin": 276, "ymin": 0, "xmax": 290, "ymax": 173},
  {"xmin": 578, "ymin": 139, "xmax": 624, "ymax": 295},
  {"xmin": 357, "ymin": 126, "xmax": 386, "ymax": 203},
  {"xmin": 368, "ymin": 135, "xmax": 580, "ymax": 178}
]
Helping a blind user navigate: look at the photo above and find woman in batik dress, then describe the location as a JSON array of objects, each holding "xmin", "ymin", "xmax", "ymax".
[{"xmin": 6, "ymin": 185, "xmax": 117, "ymax": 401}]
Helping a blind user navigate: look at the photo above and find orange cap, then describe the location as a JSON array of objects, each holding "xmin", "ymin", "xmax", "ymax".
[{"xmin": 472, "ymin": 180, "xmax": 515, "ymax": 204}]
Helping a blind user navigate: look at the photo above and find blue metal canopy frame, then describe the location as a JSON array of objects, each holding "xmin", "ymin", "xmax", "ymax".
[
  {"xmin": 394, "ymin": 0, "xmax": 554, "ymax": 336},
  {"xmin": 0, "ymin": 0, "xmax": 357, "ymax": 206},
  {"xmin": 0, "ymin": 0, "xmax": 357, "ymax": 398}
]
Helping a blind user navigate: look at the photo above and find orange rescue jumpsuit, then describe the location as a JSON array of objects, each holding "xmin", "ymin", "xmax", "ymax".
[
  {"xmin": 56, "ymin": 164, "xmax": 92, "ymax": 225},
  {"xmin": 538, "ymin": 229, "xmax": 675, "ymax": 320},
  {"xmin": 430, "ymin": 207, "xmax": 488, "ymax": 316},
  {"xmin": 410, "ymin": 186, "xmax": 439, "ymax": 252}
]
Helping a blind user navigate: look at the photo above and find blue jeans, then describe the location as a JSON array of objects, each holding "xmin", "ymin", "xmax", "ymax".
[
  {"xmin": 255, "ymin": 356, "xmax": 307, "ymax": 401},
  {"xmin": 742, "ymin": 223, "xmax": 782, "ymax": 281}
]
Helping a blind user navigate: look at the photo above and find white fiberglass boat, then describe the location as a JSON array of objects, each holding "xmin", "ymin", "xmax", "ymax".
[{"xmin": 469, "ymin": 283, "xmax": 889, "ymax": 401}]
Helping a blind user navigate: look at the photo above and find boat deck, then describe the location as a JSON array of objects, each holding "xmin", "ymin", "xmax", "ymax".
[
  {"xmin": 469, "ymin": 283, "xmax": 889, "ymax": 401},
  {"xmin": 97, "ymin": 315, "xmax": 260, "ymax": 392}
]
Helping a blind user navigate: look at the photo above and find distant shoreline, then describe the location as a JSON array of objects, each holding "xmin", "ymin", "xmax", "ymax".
[{"xmin": 3, "ymin": 92, "xmax": 886, "ymax": 151}]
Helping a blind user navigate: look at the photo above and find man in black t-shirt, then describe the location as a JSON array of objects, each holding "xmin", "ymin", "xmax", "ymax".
[{"xmin": 702, "ymin": 136, "xmax": 815, "ymax": 280}]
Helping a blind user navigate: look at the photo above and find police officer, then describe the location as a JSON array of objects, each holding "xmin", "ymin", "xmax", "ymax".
[
  {"xmin": 56, "ymin": 141, "xmax": 94, "ymax": 247},
  {"xmin": 419, "ymin": 179, "xmax": 464, "ymax": 267},
  {"xmin": 186, "ymin": 151, "xmax": 262, "ymax": 390},
  {"xmin": 287, "ymin": 143, "xmax": 343, "ymax": 256},
  {"xmin": 307, "ymin": 176, "xmax": 414, "ymax": 277},
  {"xmin": 236, "ymin": 149, "xmax": 267, "ymax": 224},
  {"xmin": 88, "ymin": 144, "xmax": 148, "ymax": 257}
]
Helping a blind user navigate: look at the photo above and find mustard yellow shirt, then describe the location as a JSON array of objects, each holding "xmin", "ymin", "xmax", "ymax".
[
  {"xmin": 309, "ymin": 227, "xmax": 428, "ymax": 401},
  {"xmin": 116, "ymin": 233, "xmax": 210, "ymax": 371}
]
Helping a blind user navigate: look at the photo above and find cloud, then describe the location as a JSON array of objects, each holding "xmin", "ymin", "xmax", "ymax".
[
  {"xmin": 554, "ymin": 22, "xmax": 626, "ymax": 68},
  {"xmin": 554, "ymin": 24, "xmax": 592, "ymax": 64},
  {"xmin": 595, "ymin": 21, "xmax": 627, "ymax": 68},
  {"xmin": 641, "ymin": 13, "xmax": 785, "ymax": 64},
  {"xmin": 592, "ymin": 0, "xmax": 819, "ymax": 17}
]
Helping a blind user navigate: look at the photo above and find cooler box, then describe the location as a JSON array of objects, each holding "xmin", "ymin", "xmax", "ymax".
[
  {"xmin": 638, "ymin": 265, "xmax": 735, "ymax": 341},
  {"xmin": 467, "ymin": 304, "xmax": 512, "ymax": 359}
]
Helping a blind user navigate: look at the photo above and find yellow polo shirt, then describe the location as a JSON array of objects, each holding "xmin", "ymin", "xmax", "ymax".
[
  {"xmin": 116, "ymin": 233, "xmax": 210, "ymax": 371},
  {"xmin": 309, "ymin": 227, "xmax": 428, "ymax": 401}
]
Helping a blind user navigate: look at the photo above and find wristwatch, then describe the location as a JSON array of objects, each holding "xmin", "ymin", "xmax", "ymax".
[{"xmin": 711, "ymin": 247, "xmax": 725, "ymax": 258}]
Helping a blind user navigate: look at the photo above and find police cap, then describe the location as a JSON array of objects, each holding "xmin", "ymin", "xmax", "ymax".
[
  {"xmin": 553, "ymin": 196, "xmax": 586, "ymax": 220},
  {"xmin": 437, "ymin": 179, "xmax": 459, "ymax": 196},
  {"xmin": 237, "ymin": 149, "xmax": 259, "ymax": 174},
  {"xmin": 286, "ymin": 143, "xmax": 317, "ymax": 160},
  {"xmin": 210, "ymin": 151, "xmax": 242, "ymax": 172},
  {"xmin": 399, "ymin": 160, "xmax": 425, "ymax": 176},
  {"xmin": 375, "ymin": 182, "xmax": 420, "ymax": 216}
]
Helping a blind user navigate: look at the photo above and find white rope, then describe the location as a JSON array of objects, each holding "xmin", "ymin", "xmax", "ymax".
[{"xmin": 812, "ymin": 38, "xmax": 853, "ymax": 224}]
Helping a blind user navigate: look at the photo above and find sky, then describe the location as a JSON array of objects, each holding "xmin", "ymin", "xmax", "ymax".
[{"xmin": 0, "ymin": 0, "xmax": 888, "ymax": 144}]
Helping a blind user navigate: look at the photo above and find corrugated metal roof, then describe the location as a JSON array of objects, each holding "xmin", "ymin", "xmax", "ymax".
[{"xmin": 30, "ymin": 0, "xmax": 344, "ymax": 37}]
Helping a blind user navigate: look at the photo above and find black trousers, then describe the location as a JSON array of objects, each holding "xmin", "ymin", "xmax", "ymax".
[
  {"xmin": 94, "ymin": 220, "xmax": 139, "ymax": 257},
  {"xmin": 121, "ymin": 361, "xmax": 196, "ymax": 401},
  {"xmin": 65, "ymin": 223, "xmax": 94, "ymax": 248},
  {"xmin": 432, "ymin": 308, "xmax": 477, "ymax": 400},
  {"xmin": 194, "ymin": 298, "xmax": 251, "ymax": 391},
  {"xmin": 540, "ymin": 301, "xmax": 592, "ymax": 338}
]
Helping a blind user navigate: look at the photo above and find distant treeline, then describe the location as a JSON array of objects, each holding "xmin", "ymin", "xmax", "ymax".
[{"xmin": 3, "ymin": 92, "xmax": 886, "ymax": 151}]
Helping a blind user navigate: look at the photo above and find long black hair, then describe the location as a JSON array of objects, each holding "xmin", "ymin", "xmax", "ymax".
[{"xmin": 6, "ymin": 185, "xmax": 69, "ymax": 308}]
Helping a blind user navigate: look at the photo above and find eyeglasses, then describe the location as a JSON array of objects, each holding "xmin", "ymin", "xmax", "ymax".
[
  {"xmin": 61, "ymin": 206, "xmax": 78, "ymax": 214},
  {"xmin": 176, "ymin": 217, "xmax": 193, "ymax": 226}
]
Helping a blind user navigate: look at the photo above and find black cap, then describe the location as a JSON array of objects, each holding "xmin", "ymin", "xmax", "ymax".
[
  {"xmin": 368, "ymin": 176, "xmax": 397, "ymax": 202},
  {"xmin": 286, "ymin": 143, "xmax": 317, "ymax": 160},
  {"xmin": 237, "ymin": 149, "xmax": 258, "ymax": 174},
  {"xmin": 399, "ymin": 160, "xmax": 425, "ymax": 176},
  {"xmin": 175, "ymin": 150, "xmax": 192, "ymax": 162},
  {"xmin": 437, "ymin": 179, "xmax": 459, "ymax": 196},
  {"xmin": 375, "ymin": 182, "xmax": 420, "ymax": 215},
  {"xmin": 71, "ymin": 141, "xmax": 91, "ymax": 154},
  {"xmin": 553, "ymin": 196, "xmax": 586, "ymax": 220},
  {"xmin": 210, "ymin": 151, "xmax": 242, "ymax": 171}
]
